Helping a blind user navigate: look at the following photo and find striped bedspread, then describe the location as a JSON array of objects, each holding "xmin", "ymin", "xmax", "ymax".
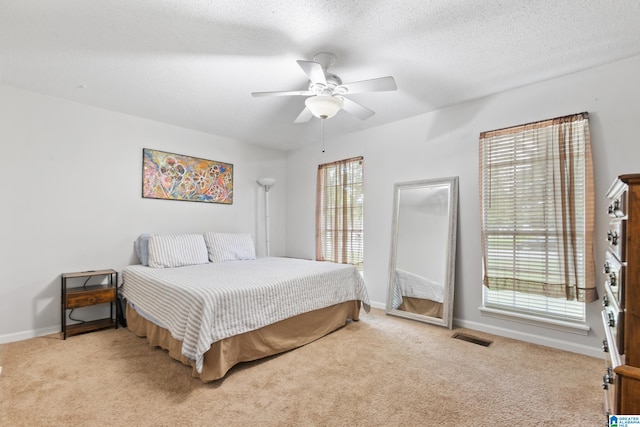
[{"xmin": 121, "ymin": 257, "xmax": 370, "ymax": 373}]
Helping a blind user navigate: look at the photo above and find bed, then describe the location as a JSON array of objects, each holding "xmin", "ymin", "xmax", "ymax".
[
  {"xmin": 391, "ymin": 269, "xmax": 443, "ymax": 317},
  {"xmin": 121, "ymin": 232, "xmax": 370, "ymax": 382}
]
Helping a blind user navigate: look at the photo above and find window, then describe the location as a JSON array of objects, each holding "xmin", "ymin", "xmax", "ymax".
[
  {"xmin": 479, "ymin": 113, "xmax": 596, "ymax": 322},
  {"xmin": 316, "ymin": 157, "xmax": 364, "ymax": 271}
]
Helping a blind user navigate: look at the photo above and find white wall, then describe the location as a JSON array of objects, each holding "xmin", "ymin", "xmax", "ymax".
[
  {"xmin": 0, "ymin": 85, "xmax": 287, "ymax": 342},
  {"xmin": 286, "ymin": 54, "xmax": 640, "ymax": 357}
]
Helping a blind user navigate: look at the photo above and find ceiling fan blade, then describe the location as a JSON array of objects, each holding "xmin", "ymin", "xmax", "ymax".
[
  {"xmin": 297, "ymin": 60, "xmax": 327, "ymax": 86},
  {"xmin": 294, "ymin": 107, "xmax": 314, "ymax": 124},
  {"xmin": 341, "ymin": 97, "xmax": 375, "ymax": 120},
  {"xmin": 251, "ymin": 90, "xmax": 313, "ymax": 98},
  {"xmin": 336, "ymin": 76, "xmax": 397, "ymax": 95}
]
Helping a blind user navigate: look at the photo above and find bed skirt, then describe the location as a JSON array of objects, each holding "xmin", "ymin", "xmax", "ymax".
[
  {"xmin": 126, "ymin": 300, "xmax": 361, "ymax": 382},
  {"xmin": 397, "ymin": 296, "xmax": 443, "ymax": 318}
]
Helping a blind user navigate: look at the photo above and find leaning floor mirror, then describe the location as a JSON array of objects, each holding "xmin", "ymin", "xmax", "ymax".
[{"xmin": 386, "ymin": 176, "xmax": 458, "ymax": 328}]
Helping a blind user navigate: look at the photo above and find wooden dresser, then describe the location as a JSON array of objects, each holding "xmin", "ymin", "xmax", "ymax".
[{"xmin": 602, "ymin": 174, "xmax": 640, "ymax": 417}]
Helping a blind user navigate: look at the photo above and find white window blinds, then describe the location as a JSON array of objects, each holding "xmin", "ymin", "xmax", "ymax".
[
  {"xmin": 316, "ymin": 157, "xmax": 364, "ymax": 272},
  {"xmin": 479, "ymin": 113, "xmax": 595, "ymax": 321}
]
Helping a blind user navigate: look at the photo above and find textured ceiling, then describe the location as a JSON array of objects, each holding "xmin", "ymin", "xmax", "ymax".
[{"xmin": 2, "ymin": 0, "xmax": 640, "ymax": 151}]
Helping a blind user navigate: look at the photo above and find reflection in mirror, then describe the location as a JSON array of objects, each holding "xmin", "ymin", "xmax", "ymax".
[{"xmin": 386, "ymin": 177, "xmax": 458, "ymax": 328}]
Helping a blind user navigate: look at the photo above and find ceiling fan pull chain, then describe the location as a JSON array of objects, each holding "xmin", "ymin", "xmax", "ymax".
[{"xmin": 321, "ymin": 118, "xmax": 326, "ymax": 153}]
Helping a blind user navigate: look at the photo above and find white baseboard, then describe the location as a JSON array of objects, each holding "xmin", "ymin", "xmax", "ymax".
[
  {"xmin": 368, "ymin": 300, "xmax": 386, "ymax": 310},
  {"xmin": 0, "ymin": 326, "xmax": 60, "ymax": 345},
  {"xmin": 454, "ymin": 317, "xmax": 603, "ymax": 359}
]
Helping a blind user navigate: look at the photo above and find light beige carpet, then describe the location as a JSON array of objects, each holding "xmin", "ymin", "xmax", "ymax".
[{"xmin": 0, "ymin": 309, "xmax": 604, "ymax": 426}]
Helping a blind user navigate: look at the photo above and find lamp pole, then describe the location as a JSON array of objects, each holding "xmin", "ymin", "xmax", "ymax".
[{"xmin": 257, "ymin": 178, "xmax": 276, "ymax": 257}]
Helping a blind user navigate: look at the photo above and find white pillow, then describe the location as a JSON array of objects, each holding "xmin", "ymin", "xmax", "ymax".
[
  {"xmin": 204, "ymin": 232, "xmax": 256, "ymax": 262},
  {"xmin": 147, "ymin": 234, "xmax": 209, "ymax": 268},
  {"xmin": 134, "ymin": 233, "xmax": 152, "ymax": 266}
]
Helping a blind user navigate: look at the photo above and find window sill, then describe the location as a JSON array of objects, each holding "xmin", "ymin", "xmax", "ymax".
[{"xmin": 478, "ymin": 306, "xmax": 591, "ymax": 336}]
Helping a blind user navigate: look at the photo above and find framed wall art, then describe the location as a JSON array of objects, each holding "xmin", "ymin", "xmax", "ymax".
[{"xmin": 142, "ymin": 148, "xmax": 233, "ymax": 204}]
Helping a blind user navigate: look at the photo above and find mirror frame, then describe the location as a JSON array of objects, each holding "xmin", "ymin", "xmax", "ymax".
[{"xmin": 385, "ymin": 176, "xmax": 458, "ymax": 328}]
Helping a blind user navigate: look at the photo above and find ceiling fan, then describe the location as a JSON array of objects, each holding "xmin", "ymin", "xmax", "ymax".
[{"xmin": 251, "ymin": 52, "xmax": 397, "ymax": 123}]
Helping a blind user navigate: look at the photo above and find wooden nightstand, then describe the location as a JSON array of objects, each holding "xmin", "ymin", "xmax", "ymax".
[{"xmin": 61, "ymin": 269, "xmax": 118, "ymax": 339}]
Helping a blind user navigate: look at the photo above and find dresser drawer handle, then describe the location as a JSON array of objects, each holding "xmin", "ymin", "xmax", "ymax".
[
  {"xmin": 608, "ymin": 199, "xmax": 622, "ymax": 217},
  {"xmin": 607, "ymin": 230, "xmax": 619, "ymax": 246},
  {"xmin": 602, "ymin": 368, "xmax": 614, "ymax": 389},
  {"xmin": 605, "ymin": 367, "xmax": 614, "ymax": 384},
  {"xmin": 602, "ymin": 339, "xmax": 609, "ymax": 353},
  {"xmin": 604, "ymin": 262, "xmax": 611, "ymax": 274},
  {"xmin": 608, "ymin": 311, "xmax": 616, "ymax": 327},
  {"xmin": 602, "ymin": 294, "xmax": 609, "ymax": 307}
]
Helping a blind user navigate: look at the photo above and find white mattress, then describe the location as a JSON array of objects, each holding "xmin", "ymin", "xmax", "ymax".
[{"xmin": 121, "ymin": 257, "xmax": 370, "ymax": 372}]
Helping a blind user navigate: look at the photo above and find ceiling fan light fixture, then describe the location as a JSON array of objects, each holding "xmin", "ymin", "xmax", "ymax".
[{"xmin": 305, "ymin": 96, "xmax": 343, "ymax": 119}]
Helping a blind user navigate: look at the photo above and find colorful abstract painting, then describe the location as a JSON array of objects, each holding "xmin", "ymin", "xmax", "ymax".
[{"xmin": 142, "ymin": 148, "xmax": 233, "ymax": 204}]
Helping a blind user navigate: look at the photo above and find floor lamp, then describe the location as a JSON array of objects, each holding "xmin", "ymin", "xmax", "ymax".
[{"xmin": 257, "ymin": 178, "xmax": 276, "ymax": 257}]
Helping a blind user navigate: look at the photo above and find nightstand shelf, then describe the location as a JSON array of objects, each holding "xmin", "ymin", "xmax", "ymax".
[
  {"xmin": 61, "ymin": 269, "xmax": 118, "ymax": 339},
  {"xmin": 65, "ymin": 318, "xmax": 115, "ymax": 337}
]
